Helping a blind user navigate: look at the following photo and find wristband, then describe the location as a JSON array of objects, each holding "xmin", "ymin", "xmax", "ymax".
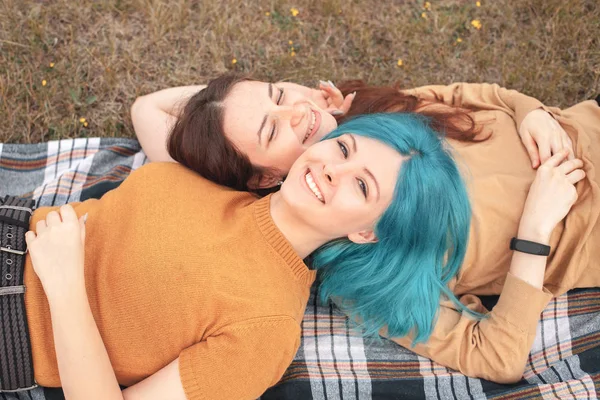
[{"xmin": 509, "ymin": 237, "xmax": 550, "ymax": 256}]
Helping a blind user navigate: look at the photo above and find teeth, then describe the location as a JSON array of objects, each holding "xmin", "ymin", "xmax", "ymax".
[
  {"xmin": 304, "ymin": 110, "xmax": 316, "ymax": 141},
  {"xmin": 305, "ymin": 171, "xmax": 324, "ymax": 202}
]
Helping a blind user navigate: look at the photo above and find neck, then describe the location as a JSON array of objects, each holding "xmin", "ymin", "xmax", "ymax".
[{"xmin": 269, "ymin": 193, "xmax": 330, "ymax": 259}]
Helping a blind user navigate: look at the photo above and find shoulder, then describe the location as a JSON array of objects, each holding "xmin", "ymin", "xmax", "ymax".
[{"xmin": 128, "ymin": 162, "xmax": 227, "ymax": 193}]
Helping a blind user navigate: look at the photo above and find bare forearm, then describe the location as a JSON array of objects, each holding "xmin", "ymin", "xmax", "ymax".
[
  {"xmin": 48, "ymin": 285, "xmax": 123, "ymax": 400},
  {"xmin": 131, "ymin": 85, "xmax": 205, "ymax": 162},
  {"xmin": 136, "ymin": 85, "xmax": 206, "ymax": 116}
]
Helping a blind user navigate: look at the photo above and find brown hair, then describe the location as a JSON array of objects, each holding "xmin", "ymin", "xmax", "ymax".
[
  {"xmin": 167, "ymin": 73, "xmax": 268, "ymax": 193},
  {"xmin": 168, "ymin": 75, "xmax": 482, "ymax": 193},
  {"xmin": 335, "ymin": 80, "xmax": 482, "ymax": 141}
]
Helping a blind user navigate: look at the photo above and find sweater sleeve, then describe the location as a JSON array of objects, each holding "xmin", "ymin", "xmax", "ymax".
[
  {"xmin": 389, "ymin": 273, "xmax": 553, "ymax": 383},
  {"xmin": 404, "ymin": 83, "xmax": 552, "ymax": 130},
  {"xmin": 178, "ymin": 317, "xmax": 300, "ymax": 400}
]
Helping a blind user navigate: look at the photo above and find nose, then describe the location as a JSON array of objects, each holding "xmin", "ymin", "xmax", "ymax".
[
  {"xmin": 323, "ymin": 163, "xmax": 353, "ymax": 185},
  {"xmin": 269, "ymin": 102, "xmax": 307, "ymax": 127}
]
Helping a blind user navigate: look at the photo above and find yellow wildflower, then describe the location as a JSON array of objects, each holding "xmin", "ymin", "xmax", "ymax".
[
  {"xmin": 421, "ymin": 12, "xmax": 427, "ymax": 19},
  {"xmin": 41, "ymin": 80, "xmax": 47, "ymax": 86},
  {"xmin": 288, "ymin": 40, "xmax": 293, "ymax": 45},
  {"xmin": 79, "ymin": 117, "xmax": 86, "ymax": 123},
  {"xmin": 231, "ymin": 58, "xmax": 237, "ymax": 64},
  {"xmin": 424, "ymin": 2, "xmax": 431, "ymax": 10},
  {"xmin": 476, "ymin": 1, "xmax": 481, "ymax": 6},
  {"xmin": 456, "ymin": 37, "xmax": 463, "ymax": 43},
  {"xmin": 290, "ymin": 51, "xmax": 296, "ymax": 57},
  {"xmin": 265, "ymin": 11, "xmax": 270, "ymax": 16},
  {"xmin": 397, "ymin": 59, "xmax": 403, "ymax": 67},
  {"xmin": 49, "ymin": 62, "xmax": 55, "ymax": 68},
  {"xmin": 290, "ymin": 8, "xmax": 299, "ymax": 17},
  {"xmin": 471, "ymin": 19, "xmax": 482, "ymax": 30},
  {"xmin": 83, "ymin": 122, "xmax": 88, "ymax": 127}
]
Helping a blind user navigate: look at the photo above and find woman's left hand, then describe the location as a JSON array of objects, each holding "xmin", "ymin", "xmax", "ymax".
[
  {"xmin": 25, "ymin": 205, "xmax": 87, "ymax": 299},
  {"xmin": 317, "ymin": 80, "xmax": 355, "ymax": 116},
  {"xmin": 519, "ymin": 109, "xmax": 574, "ymax": 168}
]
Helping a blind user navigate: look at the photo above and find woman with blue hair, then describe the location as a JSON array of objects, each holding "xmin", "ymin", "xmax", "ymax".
[
  {"xmin": 135, "ymin": 75, "xmax": 599, "ymax": 385},
  {"xmin": 309, "ymin": 111, "xmax": 592, "ymax": 385}
]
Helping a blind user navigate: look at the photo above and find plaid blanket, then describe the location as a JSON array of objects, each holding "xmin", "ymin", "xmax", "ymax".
[{"xmin": 1, "ymin": 138, "xmax": 600, "ymax": 400}]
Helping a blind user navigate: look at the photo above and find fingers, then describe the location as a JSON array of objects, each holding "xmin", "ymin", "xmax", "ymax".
[
  {"xmin": 79, "ymin": 214, "xmax": 87, "ymax": 245},
  {"xmin": 59, "ymin": 204, "xmax": 78, "ymax": 224},
  {"xmin": 25, "ymin": 231, "xmax": 36, "ymax": 245},
  {"xmin": 549, "ymin": 133, "xmax": 564, "ymax": 159},
  {"xmin": 540, "ymin": 148, "xmax": 570, "ymax": 168},
  {"xmin": 36, "ymin": 205, "xmax": 81, "ymax": 234},
  {"xmin": 318, "ymin": 81, "xmax": 343, "ymax": 107},
  {"xmin": 520, "ymin": 131, "xmax": 541, "ymax": 168},
  {"xmin": 45, "ymin": 210, "xmax": 61, "ymax": 226},
  {"xmin": 36, "ymin": 219, "xmax": 47, "ymax": 234},
  {"xmin": 339, "ymin": 92, "xmax": 356, "ymax": 114},
  {"xmin": 566, "ymin": 169, "xmax": 586, "ymax": 185},
  {"xmin": 563, "ymin": 136, "xmax": 575, "ymax": 161},
  {"xmin": 538, "ymin": 140, "xmax": 552, "ymax": 165},
  {"xmin": 557, "ymin": 158, "xmax": 584, "ymax": 174}
]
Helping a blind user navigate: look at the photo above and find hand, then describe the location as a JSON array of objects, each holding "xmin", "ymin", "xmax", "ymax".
[
  {"xmin": 520, "ymin": 149, "xmax": 585, "ymax": 240},
  {"xmin": 519, "ymin": 109, "xmax": 574, "ymax": 169},
  {"xmin": 317, "ymin": 80, "xmax": 356, "ymax": 116},
  {"xmin": 25, "ymin": 205, "xmax": 87, "ymax": 299}
]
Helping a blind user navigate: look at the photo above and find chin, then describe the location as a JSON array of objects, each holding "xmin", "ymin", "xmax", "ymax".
[{"xmin": 321, "ymin": 114, "xmax": 338, "ymax": 136}]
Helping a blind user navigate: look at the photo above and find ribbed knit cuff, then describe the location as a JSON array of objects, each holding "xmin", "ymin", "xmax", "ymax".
[
  {"xmin": 179, "ymin": 349, "xmax": 203, "ymax": 400},
  {"xmin": 512, "ymin": 92, "xmax": 546, "ymax": 131},
  {"xmin": 493, "ymin": 272, "xmax": 553, "ymax": 334}
]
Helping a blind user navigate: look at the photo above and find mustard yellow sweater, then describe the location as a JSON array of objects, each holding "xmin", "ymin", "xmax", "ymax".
[
  {"xmin": 392, "ymin": 84, "xmax": 600, "ymax": 383},
  {"xmin": 23, "ymin": 162, "xmax": 316, "ymax": 400}
]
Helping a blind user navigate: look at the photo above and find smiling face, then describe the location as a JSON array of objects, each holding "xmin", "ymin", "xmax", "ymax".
[
  {"xmin": 278, "ymin": 133, "xmax": 404, "ymax": 242},
  {"xmin": 222, "ymin": 80, "xmax": 339, "ymax": 184}
]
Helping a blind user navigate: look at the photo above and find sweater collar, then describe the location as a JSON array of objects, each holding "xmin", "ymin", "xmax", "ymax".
[{"xmin": 253, "ymin": 195, "xmax": 317, "ymax": 287}]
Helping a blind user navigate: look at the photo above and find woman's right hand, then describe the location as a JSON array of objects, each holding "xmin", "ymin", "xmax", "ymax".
[{"xmin": 520, "ymin": 149, "xmax": 585, "ymax": 240}]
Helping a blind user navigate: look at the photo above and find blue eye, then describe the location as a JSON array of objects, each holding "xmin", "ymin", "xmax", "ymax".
[{"xmin": 337, "ymin": 140, "xmax": 348, "ymax": 158}]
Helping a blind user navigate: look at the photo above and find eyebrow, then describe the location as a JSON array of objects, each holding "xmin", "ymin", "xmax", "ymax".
[
  {"xmin": 257, "ymin": 83, "xmax": 274, "ymax": 145},
  {"xmin": 349, "ymin": 134, "xmax": 380, "ymax": 202}
]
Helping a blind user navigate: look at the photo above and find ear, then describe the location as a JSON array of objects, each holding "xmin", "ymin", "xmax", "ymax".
[
  {"xmin": 247, "ymin": 172, "xmax": 283, "ymax": 190},
  {"xmin": 347, "ymin": 229, "xmax": 378, "ymax": 244}
]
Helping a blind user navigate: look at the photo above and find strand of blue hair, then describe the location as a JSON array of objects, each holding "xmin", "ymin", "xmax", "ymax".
[{"xmin": 310, "ymin": 112, "xmax": 486, "ymax": 346}]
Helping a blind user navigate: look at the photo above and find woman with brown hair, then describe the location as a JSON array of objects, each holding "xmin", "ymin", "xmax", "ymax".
[{"xmin": 131, "ymin": 74, "xmax": 577, "ymax": 192}]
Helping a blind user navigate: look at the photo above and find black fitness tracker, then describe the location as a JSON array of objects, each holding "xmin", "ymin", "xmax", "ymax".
[{"xmin": 509, "ymin": 237, "xmax": 551, "ymax": 256}]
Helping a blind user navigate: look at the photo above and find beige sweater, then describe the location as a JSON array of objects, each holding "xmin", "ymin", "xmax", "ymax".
[{"xmin": 391, "ymin": 83, "xmax": 600, "ymax": 383}]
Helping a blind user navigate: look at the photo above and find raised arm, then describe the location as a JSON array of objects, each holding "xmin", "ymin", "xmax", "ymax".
[
  {"xmin": 131, "ymin": 85, "xmax": 205, "ymax": 162},
  {"xmin": 405, "ymin": 82, "xmax": 547, "ymax": 128},
  {"xmin": 405, "ymin": 83, "xmax": 574, "ymax": 168},
  {"xmin": 390, "ymin": 149, "xmax": 585, "ymax": 383}
]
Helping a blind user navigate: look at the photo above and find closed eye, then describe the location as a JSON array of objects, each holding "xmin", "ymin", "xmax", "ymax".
[
  {"xmin": 357, "ymin": 178, "xmax": 368, "ymax": 198},
  {"xmin": 276, "ymin": 87, "xmax": 284, "ymax": 105},
  {"xmin": 269, "ymin": 122, "xmax": 277, "ymax": 142}
]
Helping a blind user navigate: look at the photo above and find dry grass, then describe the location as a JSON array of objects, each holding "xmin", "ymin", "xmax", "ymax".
[{"xmin": 1, "ymin": 0, "xmax": 599, "ymax": 143}]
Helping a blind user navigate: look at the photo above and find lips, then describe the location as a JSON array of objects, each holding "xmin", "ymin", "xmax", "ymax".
[
  {"xmin": 304, "ymin": 170, "xmax": 324, "ymax": 203},
  {"xmin": 302, "ymin": 109, "xmax": 321, "ymax": 144}
]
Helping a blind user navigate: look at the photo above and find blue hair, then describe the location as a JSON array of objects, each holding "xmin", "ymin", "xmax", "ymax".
[{"xmin": 311, "ymin": 112, "xmax": 484, "ymax": 345}]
